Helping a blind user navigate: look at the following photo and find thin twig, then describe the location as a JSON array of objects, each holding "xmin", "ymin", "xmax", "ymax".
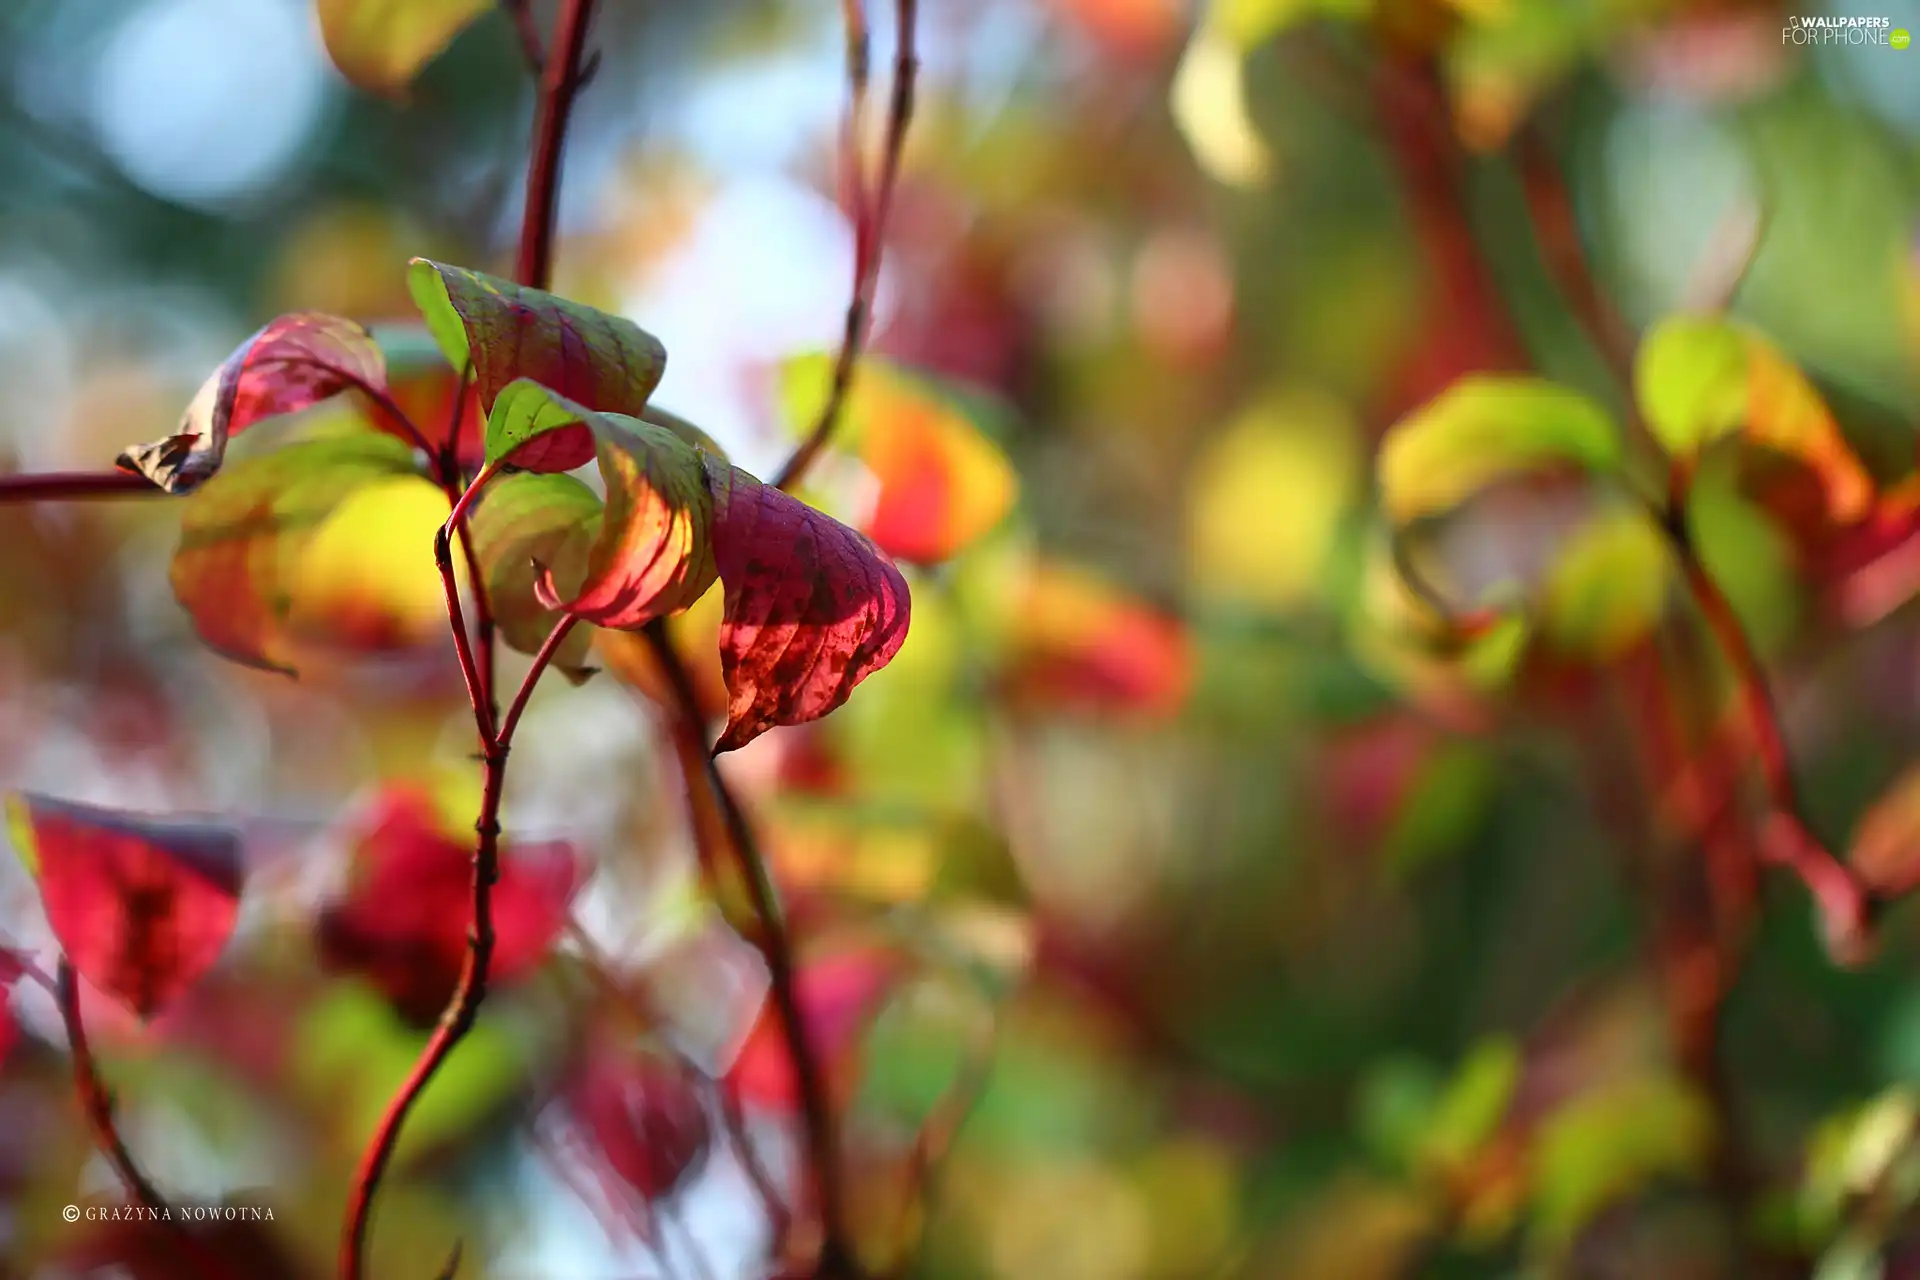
[
  {"xmin": 0, "ymin": 471, "xmax": 161, "ymax": 502},
  {"xmin": 343, "ymin": 6, "xmax": 601, "ymax": 1269},
  {"xmin": 516, "ymin": 0, "xmax": 600, "ymax": 291},
  {"xmin": 57, "ymin": 961, "xmax": 237, "ymax": 1279},
  {"xmin": 434, "ymin": 526, "xmax": 498, "ymax": 745},
  {"xmin": 640, "ymin": 621, "xmax": 857, "ymax": 1274},
  {"xmin": 56, "ymin": 961, "xmax": 169, "ymax": 1213},
  {"xmin": 500, "ymin": 616, "xmax": 578, "ymax": 744},
  {"xmin": 773, "ymin": 0, "xmax": 920, "ymax": 493},
  {"xmin": 500, "ymin": 0, "xmax": 546, "ymax": 72},
  {"xmin": 338, "ymin": 617, "xmax": 575, "ymax": 1276},
  {"xmin": 1657, "ymin": 470, "xmax": 1872, "ymax": 957}
]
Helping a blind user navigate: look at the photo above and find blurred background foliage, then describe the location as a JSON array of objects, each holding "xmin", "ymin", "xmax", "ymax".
[{"xmin": 3, "ymin": 0, "xmax": 1920, "ymax": 1277}]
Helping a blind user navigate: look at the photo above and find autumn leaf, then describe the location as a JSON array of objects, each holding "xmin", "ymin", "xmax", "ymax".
[
  {"xmin": 1377, "ymin": 377, "xmax": 1621, "ymax": 526},
  {"xmin": 316, "ymin": 786, "xmax": 584, "ymax": 1024},
  {"xmin": 726, "ymin": 945, "xmax": 900, "ymax": 1112},
  {"xmin": 116, "ymin": 313, "xmax": 385, "ymax": 494},
  {"xmin": 407, "ymin": 260, "xmax": 667, "ymax": 425},
  {"xmin": 704, "ymin": 460, "xmax": 912, "ymax": 753},
  {"xmin": 6, "ymin": 794, "xmax": 243, "ymax": 1021},
  {"xmin": 476, "ymin": 383, "xmax": 717, "ymax": 628},
  {"xmin": 780, "ymin": 354, "xmax": 1017, "ymax": 564},
  {"xmin": 553, "ymin": 1037, "xmax": 712, "ymax": 1217},
  {"xmin": 1003, "ymin": 559, "xmax": 1192, "ymax": 716},
  {"xmin": 167, "ymin": 427, "xmax": 425, "ymax": 673},
  {"xmin": 1850, "ymin": 763, "xmax": 1920, "ymax": 900},
  {"xmin": 316, "ymin": 0, "xmax": 493, "ymax": 98},
  {"xmin": 466, "ymin": 472, "xmax": 602, "ymax": 681},
  {"xmin": 1636, "ymin": 314, "xmax": 1873, "ymax": 524}
]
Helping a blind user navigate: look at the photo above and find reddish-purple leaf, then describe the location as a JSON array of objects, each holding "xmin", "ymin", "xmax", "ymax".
[
  {"xmin": 117, "ymin": 313, "xmax": 386, "ymax": 494},
  {"xmin": 0, "ymin": 946, "xmax": 20, "ymax": 1068},
  {"xmin": 6, "ymin": 794, "xmax": 243, "ymax": 1021},
  {"xmin": 316, "ymin": 786, "xmax": 584, "ymax": 1024},
  {"xmin": 705, "ymin": 461, "xmax": 912, "ymax": 753},
  {"xmin": 724, "ymin": 945, "xmax": 900, "ymax": 1112},
  {"xmin": 407, "ymin": 259, "xmax": 666, "ymax": 424},
  {"xmin": 562, "ymin": 1037, "xmax": 712, "ymax": 1207}
]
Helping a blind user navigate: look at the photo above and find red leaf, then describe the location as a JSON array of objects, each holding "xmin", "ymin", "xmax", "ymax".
[
  {"xmin": 725, "ymin": 946, "xmax": 898, "ymax": 1112},
  {"xmin": 705, "ymin": 461, "xmax": 912, "ymax": 753},
  {"xmin": 563, "ymin": 1038, "xmax": 712, "ymax": 1205},
  {"xmin": 117, "ymin": 313, "xmax": 385, "ymax": 494},
  {"xmin": 7, "ymin": 794, "xmax": 243, "ymax": 1021},
  {"xmin": 1005, "ymin": 560, "xmax": 1191, "ymax": 716},
  {"xmin": 317, "ymin": 786, "xmax": 583, "ymax": 1023}
]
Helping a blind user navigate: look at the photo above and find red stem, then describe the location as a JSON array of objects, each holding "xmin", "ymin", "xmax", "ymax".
[
  {"xmin": 343, "ymin": 4, "xmax": 599, "ymax": 1271},
  {"xmin": 57, "ymin": 961, "xmax": 238, "ymax": 1280},
  {"xmin": 515, "ymin": 0, "xmax": 598, "ymax": 292},
  {"xmin": 337, "ymin": 613, "xmax": 573, "ymax": 1277},
  {"xmin": 1661, "ymin": 471, "xmax": 1872, "ymax": 955},
  {"xmin": 0, "ymin": 471, "xmax": 160, "ymax": 501},
  {"xmin": 640, "ymin": 621, "xmax": 856, "ymax": 1272},
  {"xmin": 773, "ymin": 0, "xmax": 919, "ymax": 493}
]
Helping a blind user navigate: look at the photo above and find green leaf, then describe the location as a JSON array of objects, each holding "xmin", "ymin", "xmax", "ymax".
[
  {"xmin": 1636, "ymin": 314, "xmax": 1874, "ymax": 524},
  {"xmin": 1418, "ymin": 1037, "xmax": 1521, "ymax": 1170},
  {"xmin": 1530, "ymin": 1077, "xmax": 1712, "ymax": 1250},
  {"xmin": 296, "ymin": 983, "xmax": 533, "ymax": 1166},
  {"xmin": 316, "ymin": 0, "xmax": 492, "ymax": 98},
  {"xmin": 169, "ymin": 429, "xmax": 423, "ymax": 672},
  {"xmin": 406, "ymin": 259, "xmax": 667, "ymax": 427},
  {"xmin": 465, "ymin": 473, "xmax": 603, "ymax": 682},
  {"xmin": 479, "ymin": 383, "xmax": 716, "ymax": 629},
  {"xmin": 1635, "ymin": 314, "xmax": 1749, "ymax": 457},
  {"xmin": 1377, "ymin": 377, "xmax": 1621, "ymax": 525},
  {"xmin": 1539, "ymin": 506, "xmax": 1673, "ymax": 659}
]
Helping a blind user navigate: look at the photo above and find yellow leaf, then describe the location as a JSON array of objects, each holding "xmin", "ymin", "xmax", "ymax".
[
  {"xmin": 1188, "ymin": 389, "xmax": 1358, "ymax": 610},
  {"xmin": 316, "ymin": 0, "xmax": 492, "ymax": 98}
]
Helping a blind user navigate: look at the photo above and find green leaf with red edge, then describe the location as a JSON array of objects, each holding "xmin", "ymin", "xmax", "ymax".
[
  {"xmin": 1636, "ymin": 314, "xmax": 1874, "ymax": 525},
  {"xmin": 406, "ymin": 259, "xmax": 667, "ymax": 433},
  {"xmin": 168, "ymin": 427, "xmax": 424, "ymax": 673},
  {"xmin": 116, "ymin": 313, "xmax": 386, "ymax": 494},
  {"xmin": 5, "ymin": 794, "xmax": 242, "ymax": 1021},
  {"xmin": 465, "ymin": 472, "xmax": 602, "ymax": 682},
  {"xmin": 704, "ymin": 460, "xmax": 913, "ymax": 753},
  {"xmin": 316, "ymin": 0, "xmax": 492, "ymax": 97},
  {"xmin": 476, "ymin": 384, "xmax": 717, "ymax": 629},
  {"xmin": 1377, "ymin": 377, "xmax": 1621, "ymax": 526}
]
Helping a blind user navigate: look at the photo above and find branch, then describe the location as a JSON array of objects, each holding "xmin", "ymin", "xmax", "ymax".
[
  {"xmin": 639, "ymin": 621, "xmax": 858, "ymax": 1275},
  {"xmin": 1660, "ymin": 470, "xmax": 1872, "ymax": 959},
  {"xmin": 0, "ymin": 470, "xmax": 161, "ymax": 502},
  {"xmin": 338, "ymin": 614, "xmax": 575, "ymax": 1278},
  {"xmin": 773, "ymin": 0, "xmax": 920, "ymax": 493},
  {"xmin": 516, "ymin": 0, "xmax": 599, "ymax": 292},
  {"xmin": 499, "ymin": 0, "xmax": 546, "ymax": 72},
  {"xmin": 57, "ymin": 961, "xmax": 237, "ymax": 1279},
  {"xmin": 343, "ymin": 2, "xmax": 600, "ymax": 1263},
  {"xmin": 57, "ymin": 960, "xmax": 170, "ymax": 1213}
]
